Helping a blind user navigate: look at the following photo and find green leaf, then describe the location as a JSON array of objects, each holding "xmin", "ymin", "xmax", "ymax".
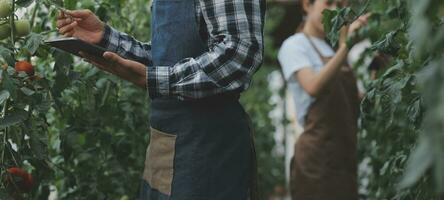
[
  {"xmin": 322, "ymin": 9, "xmax": 337, "ymax": 35},
  {"xmin": 323, "ymin": 7, "xmax": 356, "ymax": 47},
  {"xmin": 370, "ymin": 30, "xmax": 400, "ymax": 55},
  {"xmin": 399, "ymin": 135, "xmax": 434, "ymax": 189},
  {"xmin": 51, "ymin": 70, "xmax": 70, "ymax": 99},
  {"xmin": 24, "ymin": 33, "xmax": 44, "ymax": 55},
  {"xmin": 435, "ymin": 141, "xmax": 444, "ymax": 194},
  {"xmin": 64, "ymin": 0, "xmax": 77, "ymax": 10},
  {"xmin": 53, "ymin": 50, "xmax": 73, "ymax": 72},
  {"xmin": 15, "ymin": 0, "xmax": 34, "ymax": 7},
  {"xmin": 35, "ymin": 98, "xmax": 52, "ymax": 113},
  {"xmin": 30, "ymin": 133, "xmax": 48, "ymax": 160},
  {"xmin": 0, "ymin": 109, "xmax": 28, "ymax": 129},
  {"xmin": 0, "ymin": 69, "xmax": 17, "ymax": 99},
  {"xmin": 0, "ymin": 90, "xmax": 10, "ymax": 104},
  {"xmin": 20, "ymin": 87, "xmax": 36, "ymax": 96},
  {"xmin": 0, "ymin": 46, "xmax": 15, "ymax": 67},
  {"xmin": 0, "ymin": 189, "xmax": 12, "ymax": 200}
]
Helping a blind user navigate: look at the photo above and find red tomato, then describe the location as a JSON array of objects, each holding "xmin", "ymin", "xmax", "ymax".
[
  {"xmin": 6, "ymin": 167, "xmax": 34, "ymax": 193},
  {"xmin": 14, "ymin": 61, "xmax": 34, "ymax": 75}
]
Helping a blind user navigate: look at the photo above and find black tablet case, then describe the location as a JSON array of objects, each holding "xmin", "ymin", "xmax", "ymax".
[{"xmin": 45, "ymin": 37, "xmax": 108, "ymax": 59}]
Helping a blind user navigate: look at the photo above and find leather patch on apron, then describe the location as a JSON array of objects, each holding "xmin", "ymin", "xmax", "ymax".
[{"xmin": 143, "ymin": 127, "xmax": 177, "ymax": 196}]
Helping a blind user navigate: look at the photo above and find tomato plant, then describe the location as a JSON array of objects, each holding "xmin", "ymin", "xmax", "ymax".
[{"xmin": 323, "ymin": 0, "xmax": 444, "ymax": 199}]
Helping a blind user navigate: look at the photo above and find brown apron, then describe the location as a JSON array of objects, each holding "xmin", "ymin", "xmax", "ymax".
[{"xmin": 290, "ymin": 34, "xmax": 360, "ymax": 200}]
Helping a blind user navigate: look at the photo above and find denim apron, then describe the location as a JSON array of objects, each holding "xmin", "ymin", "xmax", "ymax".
[{"xmin": 139, "ymin": 0, "xmax": 253, "ymax": 199}]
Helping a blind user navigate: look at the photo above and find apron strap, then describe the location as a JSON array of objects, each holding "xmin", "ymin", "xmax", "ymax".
[
  {"xmin": 302, "ymin": 32, "xmax": 330, "ymax": 65},
  {"xmin": 302, "ymin": 32, "xmax": 351, "ymax": 71}
]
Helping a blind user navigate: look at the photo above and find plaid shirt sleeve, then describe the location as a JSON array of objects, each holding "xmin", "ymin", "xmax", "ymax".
[
  {"xmin": 147, "ymin": 0, "xmax": 266, "ymax": 100},
  {"xmin": 98, "ymin": 25, "xmax": 153, "ymax": 66}
]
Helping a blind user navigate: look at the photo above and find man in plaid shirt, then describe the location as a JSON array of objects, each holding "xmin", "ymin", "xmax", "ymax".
[{"xmin": 57, "ymin": 0, "xmax": 265, "ymax": 199}]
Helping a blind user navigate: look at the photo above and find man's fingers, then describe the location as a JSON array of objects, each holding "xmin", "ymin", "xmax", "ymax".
[
  {"xmin": 85, "ymin": 58, "xmax": 109, "ymax": 72},
  {"xmin": 57, "ymin": 18, "xmax": 73, "ymax": 28},
  {"xmin": 103, "ymin": 52, "xmax": 127, "ymax": 66},
  {"xmin": 80, "ymin": 52, "xmax": 113, "ymax": 72},
  {"xmin": 64, "ymin": 9, "xmax": 92, "ymax": 18},
  {"xmin": 57, "ymin": 11, "xmax": 65, "ymax": 19},
  {"xmin": 59, "ymin": 21, "xmax": 78, "ymax": 34},
  {"xmin": 63, "ymin": 30, "xmax": 75, "ymax": 37},
  {"xmin": 104, "ymin": 52, "xmax": 143, "ymax": 68},
  {"xmin": 57, "ymin": 18, "xmax": 82, "ymax": 28},
  {"xmin": 80, "ymin": 52, "xmax": 112, "ymax": 66},
  {"xmin": 103, "ymin": 52, "xmax": 119, "ymax": 62}
]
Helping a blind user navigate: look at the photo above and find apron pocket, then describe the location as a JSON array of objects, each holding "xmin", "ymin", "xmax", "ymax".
[{"xmin": 143, "ymin": 127, "xmax": 177, "ymax": 196}]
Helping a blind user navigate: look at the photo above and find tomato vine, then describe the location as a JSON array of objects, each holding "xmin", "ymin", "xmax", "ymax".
[{"xmin": 323, "ymin": 0, "xmax": 444, "ymax": 199}]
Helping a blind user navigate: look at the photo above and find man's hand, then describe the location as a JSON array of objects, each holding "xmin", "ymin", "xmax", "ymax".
[
  {"xmin": 80, "ymin": 52, "xmax": 147, "ymax": 89},
  {"xmin": 57, "ymin": 9, "xmax": 105, "ymax": 44}
]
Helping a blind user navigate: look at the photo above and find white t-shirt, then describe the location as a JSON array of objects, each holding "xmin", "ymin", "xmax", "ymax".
[{"xmin": 278, "ymin": 33, "xmax": 335, "ymax": 126}]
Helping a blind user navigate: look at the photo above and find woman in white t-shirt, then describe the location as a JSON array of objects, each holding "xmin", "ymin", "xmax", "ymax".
[{"xmin": 278, "ymin": 0, "xmax": 369, "ymax": 199}]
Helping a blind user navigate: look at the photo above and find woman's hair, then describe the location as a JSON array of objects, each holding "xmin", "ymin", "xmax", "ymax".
[
  {"xmin": 300, "ymin": 0, "xmax": 347, "ymax": 15},
  {"xmin": 297, "ymin": 0, "xmax": 316, "ymax": 32},
  {"xmin": 297, "ymin": 0, "xmax": 347, "ymax": 32},
  {"xmin": 300, "ymin": 0, "xmax": 316, "ymax": 16}
]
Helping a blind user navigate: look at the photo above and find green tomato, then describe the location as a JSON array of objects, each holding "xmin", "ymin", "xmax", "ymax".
[
  {"xmin": 0, "ymin": 0, "xmax": 12, "ymax": 18},
  {"xmin": 0, "ymin": 22, "xmax": 10, "ymax": 40},
  {"xmin": 14, "ymin": 19, "xmax": 30, "ymax": 37}
]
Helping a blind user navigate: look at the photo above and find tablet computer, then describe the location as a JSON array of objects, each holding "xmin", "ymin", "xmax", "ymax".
[{"xmin": 44, "ymin": 37, "xmax": 109, "ymax": 60}]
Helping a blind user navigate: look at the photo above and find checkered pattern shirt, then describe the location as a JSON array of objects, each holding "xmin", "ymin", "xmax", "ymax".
[{"xmin": 98, "ymin": 0, "xmax": 265, "ymax": 100}]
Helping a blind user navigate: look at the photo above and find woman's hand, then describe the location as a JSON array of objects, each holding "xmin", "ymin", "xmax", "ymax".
[
  {"xmin": 80, "ymin": 52, "xmax": 147, "ymax": 88},
  {"xmin": 349, "ymin": 13, "xmax": 371, "ymax": 35},
  {"xmin": 56, "ymin": 9, "xmax": 105, "ymax": 44},
  {"xmin": 339, "ymin": 13, "xmax": 371, "ymax": 48},
  {"xmin": 298, "ymin": 14, "xmax": 372, "ymax": 97}
]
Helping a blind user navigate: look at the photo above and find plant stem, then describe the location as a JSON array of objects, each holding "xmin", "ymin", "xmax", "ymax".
[
  {"xmin": 0, "ymin": 129, "xmax": 6, "ymax": 167},
  {"xmin": 30, "ymin": 1, "xmax": 40, "ymax": 30},
  {"xmin": 7, "ymin": 142, "xmax": 19, "ymax": 166},
  {"xmin": 26, "ymin": 1, "xmax": 41, "ymax": 61},
  {"xmin": 1, "ymin": 100, "xmax": 8, "ymax": 166},
  {"xmin": 100, "ymin": 81, "xmax": 111, "ymax": 107},
  {"xmin": 9, "ymin": 0, "xmax": 16, "ymax": 55}
]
